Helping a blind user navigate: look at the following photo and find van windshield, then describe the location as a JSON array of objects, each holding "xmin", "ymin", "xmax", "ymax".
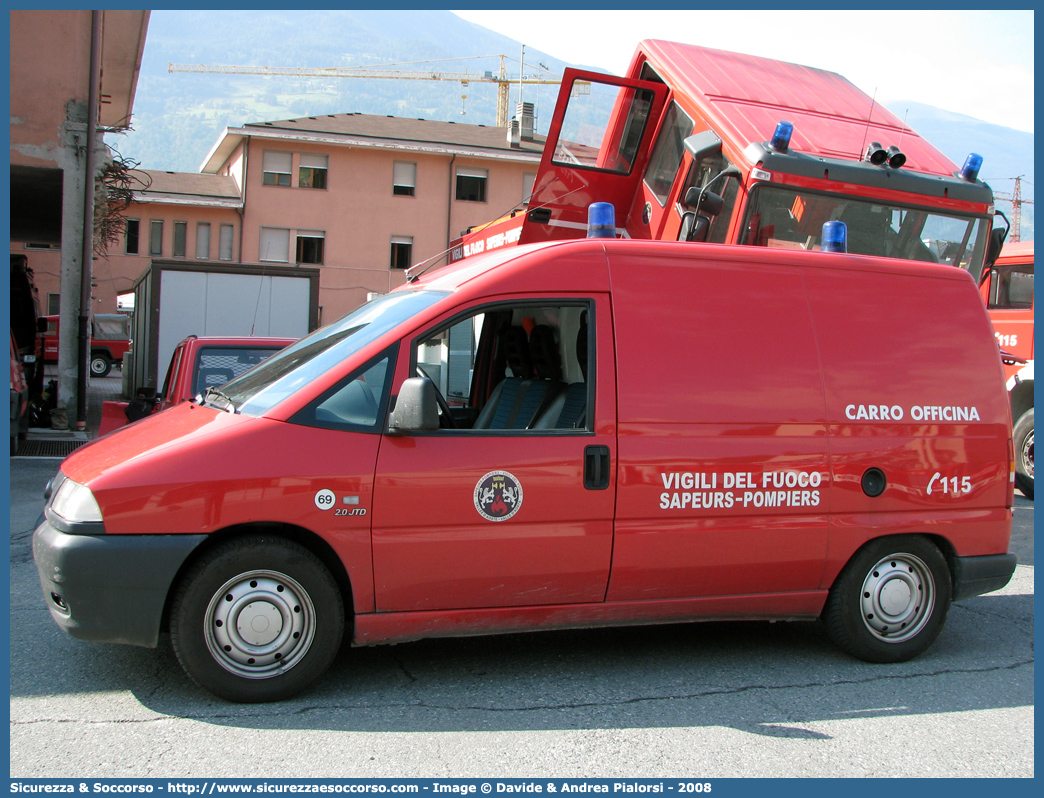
[
  {"xmin": 744, "ymin": 185, "xmax": 990, "ymax": 277},
  {"xmin": 206, "ymin": 290, "xmax": 448, "ymax": 416}
]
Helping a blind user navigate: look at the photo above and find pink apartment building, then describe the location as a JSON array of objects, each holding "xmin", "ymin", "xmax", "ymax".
[{"xmin": 94, "ymin": 112, "xmax": 545, "ymax": 326}]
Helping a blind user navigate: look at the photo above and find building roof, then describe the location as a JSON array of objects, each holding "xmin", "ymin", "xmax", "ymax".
[
  {"xmin": 201, "ymin": 112, "xmax": 544, "ymax": 173},
  {"xmin": 131, "ymin": 169, "xmax": 242, "ymax": 208},
  {"xmin": 99, "ymin": 10, "xmax": 150, "ymax": 129}
]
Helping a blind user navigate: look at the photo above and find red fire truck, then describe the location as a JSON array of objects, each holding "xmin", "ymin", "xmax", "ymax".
[
  {"xmin": 448, "ymin": 41, "xmax": 1001, "ymax": 282},
  {"xmin": 981, "ymin": 241, "xmax": 1034, "ymax": 498}
]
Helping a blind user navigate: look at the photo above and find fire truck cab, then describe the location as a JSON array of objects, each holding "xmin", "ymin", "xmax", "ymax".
[{"xmin": 452, "ymin": 41, "xmax": 1000, "ymax": 285}]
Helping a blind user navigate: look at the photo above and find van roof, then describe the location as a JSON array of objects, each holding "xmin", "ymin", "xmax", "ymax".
[
  {"xmin": 637, "ymin": 40, "xmax": 960, "ymax": 178},
  {"xmin": 413, "ymin": 239, "xmax": 976, "ymax": 295}
]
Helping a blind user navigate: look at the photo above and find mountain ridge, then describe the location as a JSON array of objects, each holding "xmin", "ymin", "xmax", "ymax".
[{"xmin": 110, "ymin": 10, "xmax": 1033, "ymax": 240}]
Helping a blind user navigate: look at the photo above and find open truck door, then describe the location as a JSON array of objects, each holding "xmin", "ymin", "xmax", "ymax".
[{"xmin": 520, "ymin": 68, "xmax": 669, "ymax": 245}]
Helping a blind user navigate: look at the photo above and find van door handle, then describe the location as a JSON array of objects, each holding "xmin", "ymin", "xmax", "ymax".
[{"xmin": 584, "ymin": 445, "xmax": 611, "ymax": 490}]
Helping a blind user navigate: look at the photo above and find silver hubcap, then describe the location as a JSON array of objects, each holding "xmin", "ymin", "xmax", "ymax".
[
  {"xmin": 204, "ymin": 570, "xmax": 315, "ymax": 679},
  {"xmin": 1021, "ymin": 431, "xmax": 1034, "ymax": 478},
  {"xmin": 859, "ymin": 553, "xmax": 934, "ymax": 643}
]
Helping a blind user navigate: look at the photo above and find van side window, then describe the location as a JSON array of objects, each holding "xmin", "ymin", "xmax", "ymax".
[
  {"xmin": 289, "ymin": 351, "xmax": 394, "ymax": 433},
  {"xmin": 414, "ymin": 303, "xmax": 593, "ymax": 433}
]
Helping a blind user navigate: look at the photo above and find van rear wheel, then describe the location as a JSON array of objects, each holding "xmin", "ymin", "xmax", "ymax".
[
  {"xmin": 171, "ymin": 536, "xmax": 344, "ymax": 702},
  {"xmin": 823, "ymin": 535, "xmax": 950, "ymax": 663}
]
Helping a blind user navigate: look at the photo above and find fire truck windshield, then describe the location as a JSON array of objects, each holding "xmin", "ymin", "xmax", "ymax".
[
  {"xmin": 744, "ymin": 185, "xmax": 990, "ymax": 275},
  {"xmin": 212, "ymin": 290, "xmax": 448, "ymax": 417}
]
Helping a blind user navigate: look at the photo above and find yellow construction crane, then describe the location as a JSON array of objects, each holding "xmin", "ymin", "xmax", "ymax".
[{"xmin": 168, "ymin": 55, "xmax": 572, "ymax": 128}]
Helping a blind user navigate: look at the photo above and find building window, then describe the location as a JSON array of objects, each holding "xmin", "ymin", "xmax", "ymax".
[
  {"xmin": 390, "ymin": 235, "xmax": 413, "ymax": 270},
  {"xmin": 196, "ymin": 222, "xmax": 211, "ymax": 259},
  {"xmin": 393, "ymin": 161, "xmax": 417, "ymax": 196},
  {"xmin": 296, "ymin": 231, "xmax": 325, "ymax": 264},
  {"xmin": 173, "ymin": 221, "xmax": 187, "ymax": 257},
  {"xmin": 47, "ymin": 293, "xmax": 60, "ymax": 315},
  {"xmin": 455, "ymin": 167, "xmax": 488, "ymax": 202},
  {"xmin": 219, "ymin": 224, "xmax": 234, "ymax": 260},
  {"xmin": 125, "ymin": 219, "xmax": 140, "ymax": 254},
  {"xmin": 522, "ymin": 172, "xmax": 536, "ymax": 205},
  {"xmin": 299, "ymin": 154, "xmax": 328, "ymax": 189},
  {"xmin": 149, "ymin": 220, "xmax": 163, "ymax": 256},
  {"xmin": 24, "ymin": 242, "xmax": 60, "ymax": 250},
  {"xmin": 259, "ymin": 227, "xmax": 290, "ymax": 262},
  {"xmin": 262, "ymin": 150, "xmax": 293, "ymax": 187}
]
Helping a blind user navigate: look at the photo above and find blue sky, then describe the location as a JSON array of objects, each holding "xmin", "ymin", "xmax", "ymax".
[{"xmin": 452, "ymin": 9, "xmax": 1034, "ymax": 133}]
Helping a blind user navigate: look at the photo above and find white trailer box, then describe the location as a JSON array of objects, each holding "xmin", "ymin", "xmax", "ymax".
[{"xmin": 129, "ymin": 260, "xmax": 320, "ymax": 393}]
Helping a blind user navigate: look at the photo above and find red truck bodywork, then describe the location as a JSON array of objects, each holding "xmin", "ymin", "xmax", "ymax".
[
  {"xmin": 448, "ymin": 41, "xmax": 996, "ymax": 284},
  {"xmin": 982, "ymin": 241, "xmax": 1034, "ymax": 380},
  {"xmin": 34, "ymin": 239, "xmax": 1015, "ymax": 701},
  {"xmin": 982, "ymin": 241, "xmax": 1034, "ymax": 498},
  {"xmin": 97, "ymin": 335, "xmax": 294, "ymax": 436}
]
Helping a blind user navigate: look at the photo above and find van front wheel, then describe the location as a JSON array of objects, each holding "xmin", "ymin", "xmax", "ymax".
[
  {"xmin": 171, "ymin": 537, "xmax": 344, "ymax": 702},
  {"xmin": 824, "ymin": 536, "xmax": 950, "ymax": 663}
]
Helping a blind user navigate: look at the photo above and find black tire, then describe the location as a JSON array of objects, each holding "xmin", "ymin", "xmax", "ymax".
[
  {"xmin": 90, "ymin": 353, "xmax": 112, "ymax": 378},
  {"xmin": 170, "ymin": 536, "xmax": 344, "ymax": 702},
  {"xmin": 1013, "ymin": 408, "xmax": 1033, "ymax": 500},
  {"xmin": 823, "ymin": 535, "xmax": 951, "ymax": 663}
]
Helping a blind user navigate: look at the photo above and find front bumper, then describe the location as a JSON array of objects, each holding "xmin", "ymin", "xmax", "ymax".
[
  {"xmin": 32, "ymin": 518, "xmax": 207, "ymax": 648},
  {"xmin": 952, "ymin": 553, "xmax": 1018, "ymax": 602}
]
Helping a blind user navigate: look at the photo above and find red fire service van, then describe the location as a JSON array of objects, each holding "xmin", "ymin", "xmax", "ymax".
[
  {"xmin": 449, "ymin": 41, "xmax": 1003, "ymax": 282},
  {"xmin": 33, "ymin": 237, "xmax": 1016, "ymax": 702}
]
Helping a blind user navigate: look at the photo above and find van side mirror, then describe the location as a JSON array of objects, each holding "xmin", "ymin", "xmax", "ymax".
[{"xmin": 387, "ymin": 377, "xmax": 440, "ymax": 434}]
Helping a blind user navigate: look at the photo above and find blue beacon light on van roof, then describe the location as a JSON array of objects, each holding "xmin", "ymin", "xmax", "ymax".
[
  {"xmin": 770, "ymin": 121, "xmax": 793, "ymax": 153},
  {"xmin": 821, "ymin": 221, "xmax": 847, "ymax": 253},
  {"xmin": 960, "ymin": 153, "xmax": 983, "ymax": 182},
  {"xmin": 587, "ymin": 202, "xmax": 616, "ymax": 239}
]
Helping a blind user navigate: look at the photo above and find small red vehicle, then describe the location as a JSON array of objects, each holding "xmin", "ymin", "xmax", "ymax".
[
  {"xmin": 40, "ymin": 313, "xmax": 131, "ymax": 378},
  {"xmin": 33, "ymin": 237, "xmax": 1016, "ymax": 702},
  {"xmin": 97, "ymin": 335, "xmax": 295, "ymax": 436},
  {"xmin": 981, "ymin": 240, "xmax": 1034, "ymax": 498}
]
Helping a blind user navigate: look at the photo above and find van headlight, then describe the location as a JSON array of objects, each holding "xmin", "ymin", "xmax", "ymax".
[{"xmin": 49, "ymin": 475, "xmax": 104, "ymax": 525}]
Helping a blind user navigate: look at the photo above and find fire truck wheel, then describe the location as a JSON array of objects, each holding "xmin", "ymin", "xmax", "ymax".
[
  {"xmin": 171, "ymin": 536, "xmax": 344, "ymax": 703},
  {"xmin": 823, "ymin": 535, "xmax": 951, "ymax": 663},
  {"xmin": 89, "ymin": 354, "xmax": 112, "ymax": 378},
  {"xmin": 1013, "ymin": 408, "xmax": 1034, "ymax": 500}
]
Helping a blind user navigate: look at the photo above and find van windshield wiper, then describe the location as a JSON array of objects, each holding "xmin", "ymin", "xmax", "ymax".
[{"xmin": 203, "ymin": 387, "xmax": 237, "ymax": 413}]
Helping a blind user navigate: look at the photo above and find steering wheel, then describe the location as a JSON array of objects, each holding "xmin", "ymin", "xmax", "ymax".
[{"xmin": 416, "ymin": 367, "xmax": 457, "ymax": 429}]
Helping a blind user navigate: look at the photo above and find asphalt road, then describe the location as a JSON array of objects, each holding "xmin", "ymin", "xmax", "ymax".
[{"xmin": 9, "ymin": 459, "xmax": 1034, "ymax": 779}]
